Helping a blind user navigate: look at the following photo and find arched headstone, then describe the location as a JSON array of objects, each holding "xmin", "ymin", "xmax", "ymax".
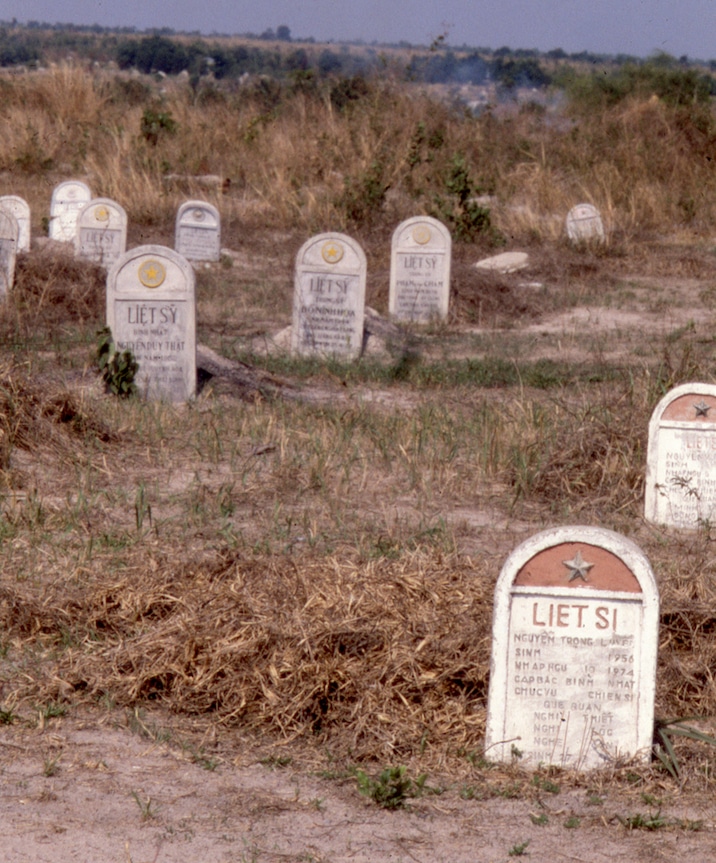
[
  {"xmin": 645, "ymin": 382, "xmax": 716, "ymax": 529},
  {"xmin": 566, "ymin": 203, "xmax": 604, "ymax": 244},
  {"xmin": 174, "ymin": 200, "xmax": 221, "ymax": 262},
  {"xmin": 0, "ymin": 196, "xmax": 31, "ymax": 252},
  {"xmin": 389, "ymin": 216, "xmax": 451, "ymax": 322},
  {"xmin": 76, "ymin": 198, "xmax": 127, "ymax": 266},
  {"xmin": 292, "ymin": 232, "xmax": 366, "ymax": 359},
  {"xmin": 485, "ymin": 526, "xmax": 658, "ymax": 770},
  {"xmin": 49, "ymin": 180, "xmax": 92, "ymax": 243},
  {"xmin": 107, "ymin": 245, "xmax": 196, "ymax": 403},
  {"xmin": 0, "ymin": 210, "xmax": 18, "ymax": 297}
]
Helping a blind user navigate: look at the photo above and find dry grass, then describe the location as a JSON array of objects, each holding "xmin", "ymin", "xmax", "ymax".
[{"xmin": 0, "ymin": 63, "xmax": 715, "ymax": 790}]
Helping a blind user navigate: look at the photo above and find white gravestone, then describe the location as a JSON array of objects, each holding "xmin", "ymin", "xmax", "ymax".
[
  {"xmin": 644, "ymin": 382, "xmax": 716, "ymax": 529},
  {"xmin": 107, "ymin": 245, "xmax": 196, "ymax": 403},
  {"xmin": 389, "ymin": 216, "xmax": 451, "ymax": 322},
  {"xmin": 0, "ymin": 195, "xmax": 31, "ymax": 252},
  {"xmin": 0, "ymin": 210, "xmax": 18, "ymax": 298},
  {"xmin": 76, "ymin": 198, "xmax": 128, "ymax": 267},
  {"xmin": 174, "ymin": 200, "xmax": 221, "ymax": 262},
  {"xmin": 292, "ymin": 232, "xmax": 366, "ymax": 359},
  {"xmin": 49, "ymin": 180, "xmax": 92, "ymax": 243},
  {"xmin": 485, "ymin": 526, "xmax": 659, "ymax": 771},
  {"xmin": 566, "ymin": 203, "xmax": 605, "ymax": 244}
]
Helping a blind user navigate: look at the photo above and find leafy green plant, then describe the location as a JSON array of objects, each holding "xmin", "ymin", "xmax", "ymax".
[
  {"xmin": 354, "ymin": 765, "xmax": 427, "ymax": 809},
  {"xmin": 140, "ymin": 106, "xmax": 177, "ymax": 146},
  {"xmin": 653, "ymin": 717, "xmax": 716, "ymax": 780},
  {"xmin": 508, "ymin": 840, "xmax": 530, "ymax": 856},
  {"xmin": 617, "ymin": 810, "xmax": 667, "ymax": 831},
  {"xmin": 97, "ymin": 327, "xmax": 138, "ymax": 399},
  {"xmin": 431, "ymin": 154, "xmax": 492, "ymax": 240}
]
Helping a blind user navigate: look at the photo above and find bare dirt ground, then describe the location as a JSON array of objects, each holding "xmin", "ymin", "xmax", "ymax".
[
  {"xmin": 4, "ymin": 239, "xmax": 716, "ymax": 862},
  {"xmin": 3, "ymin": 713, "xmax": 716, "ymax": 863}
]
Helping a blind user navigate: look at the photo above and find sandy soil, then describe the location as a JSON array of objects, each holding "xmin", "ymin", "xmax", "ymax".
[{"xmin": 2, "ymin": 713, "xmax": 716, "ymax": 863}]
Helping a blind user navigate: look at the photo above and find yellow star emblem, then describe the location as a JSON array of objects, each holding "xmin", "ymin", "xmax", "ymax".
[
  {"xmin": 138, "ymin": 260, "xmax": 166, "ymax": 288},
  {"xmin": 321, "ymin": 241, "xmax": 344, "ymax": 264}
]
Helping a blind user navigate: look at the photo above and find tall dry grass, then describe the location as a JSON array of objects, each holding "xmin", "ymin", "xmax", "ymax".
[{"xmin": 1, "ymin": 62, "xmax": 715, "ymax": 243}]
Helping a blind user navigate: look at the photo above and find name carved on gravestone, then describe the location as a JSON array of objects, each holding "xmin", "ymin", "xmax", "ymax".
[
  {"xmin": 0, "ymin": 210, "xmax": 19, "ymax": 298},
  {"xmin": 49, "ymin": 180, "xmax": 92, "ymax": 243},
  {"xmin": 389, "ymin": 216, "xmax": 451, "ymax": 322},
  {"xmin": 565, "ymin": 203, "xmax": 605, "ymax": 244},
  {"xmin": 0, "ymin": 195, "xmax": 31, "ymax": 252},
  {"xmin": 292, "ymin": 232, "xmax": 366, "ymax": 359},
  {"xmin": 485, "ymin": 526, "xmax": 658, "ymax": 770},
  {"xmin": 107, "ymin": 245, "xmax": 196, "ymax": 403},
  {"xmin": 175, "ymin": 200, "xmax": 221, "ymax": 262},
  {"xmin": 645, "ymin": 382, "xmax": 716, "ymax": 529},
  {"xmin": 76, "ymin": 198, "xmax": 127, "ymax": 266}
]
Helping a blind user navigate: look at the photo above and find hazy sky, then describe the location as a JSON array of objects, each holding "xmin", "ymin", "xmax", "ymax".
[{"xmin": 4, "ymin": 0, "xmax": 716, "ymax": 60}]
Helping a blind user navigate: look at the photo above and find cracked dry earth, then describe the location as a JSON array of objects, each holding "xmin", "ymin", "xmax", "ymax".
[{"xmin": 1, "ymin": 714, "xmax": 715, "ymax": 862}]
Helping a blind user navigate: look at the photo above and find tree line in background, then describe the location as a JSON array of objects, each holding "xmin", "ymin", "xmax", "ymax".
[{"xmin": 0, "ymin": 20, "xmax": 714, "ymax": 103}]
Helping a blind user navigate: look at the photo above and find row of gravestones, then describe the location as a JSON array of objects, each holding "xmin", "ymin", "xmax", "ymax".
[
  {"xmin": 291, "ymin": 204, "xmax": 605, "ymax": 359},
  {"xmin": 0, "ymin": 180, "xmax": 222, "ymax": 300}
]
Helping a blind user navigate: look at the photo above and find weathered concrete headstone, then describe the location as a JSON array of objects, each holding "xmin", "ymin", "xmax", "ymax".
[
  {"xmin": 566, "ymin": 203, "xmax": 604, "ymax": 244},
  {"xmin": 644, "ymin": 382, "xmax": 716, "ymax": 528},
  {"xmin": 76, "ymin": 198, "xmax": 127, "ymax": 266},
  {"xmin": 485, "ymin": 526, "xmax": 659, "ymax": 770},
  {"xmin": 291, "ymin": 232, "xmax": 366, "ymax": 359},
  {"xmin": 174, "ymin": 200, "xmax": 221, "ymax": 262},
  {"xmin": 106, "ymin": 245, "xmax": 196, "ymax": 402},
  {"xmin": 49, "ymin": 180, "xmax": 92, "ymax": 243},
  {"xmin": 389, "ymin": 216, "xmax": 451, "ymax": 322},
  {"xmin": 0, "ymin": 195, "xmax": 31, "ymax": 252},
  {"xmin": 0, "ymin": 210, "xmax": 18, "ymax": 298}
]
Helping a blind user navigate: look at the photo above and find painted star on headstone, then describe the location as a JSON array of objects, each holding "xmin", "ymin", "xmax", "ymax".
[
  {"xmin": 694, "ymin": 400, "xmax": 711, "ymax": 418},
  {"xmin": 562, "ymin": 550, "xmax": 594, "ymax": 582}
]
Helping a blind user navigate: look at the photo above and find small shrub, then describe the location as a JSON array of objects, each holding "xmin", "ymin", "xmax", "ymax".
[
  {"xmin": 96, "ymin": 327, "xmax": 138, "ymax": 399},
  {"xmin": 140, "ymin": 106, "xmax": 177, "ymax": 146}
]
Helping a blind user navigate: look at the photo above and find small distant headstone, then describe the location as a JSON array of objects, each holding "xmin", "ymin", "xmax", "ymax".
[
  {"xmin": 174, "ymin": 200, "xmax": 221, "ymax": 262},
  {"xmin": 292, "ymin": 232, "xmax": 366, "ymax": 359},
  {"xmin": 485, "ymin": 526, "xmax": 658, "ymax": 770},
  {"xmin": 106, "ymin": 245, "xmax": 196, "ymax": 402},
  {"xmin": 0, "ymin": 210, "xmax": 18, "ymax": 297},
  {"xmin": 475, "ymin": 251, "xmax": 529, "ymax": 274},
  {"xmin": 389, "ymin": 216, "xmax": 451, "ymax": 322},
  {"xmin": 0, "ymin": 195, "xmax": 31, "ymax": 252},
  {"xmin": 76, "ymin": 198, "xmax": 127, "ymax": 267},
  {"xmin": 566, "ymin": 203, "xmax": 604, "ymax": 244},
  {"xmin": 645, "ymin": 382, "xmax": 716, "ymax": 528},
  {"xmin": 49, "ymin": 180, "xmax": 92, "ymax": 243}
]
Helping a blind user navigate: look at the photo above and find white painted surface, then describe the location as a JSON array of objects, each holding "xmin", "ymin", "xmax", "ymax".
[
  {"xmin": 292, "ymin": 232, "xmax": 366, "ymax": 359},
  {"xmin": 474, "ymin": 251, "xmax": 529, "ymax": 273},
  {"xmin": 107, "ymin": 245, "xmax": 196, "ymax": 403},
  {"xmin": 0, "ymin": 196, "xmax": 31, "ymax": 251},
  {"xmin": 645, "ymin": 382, "xmax": 716, "ymax": 529},
  {"xmin": 49, "ymin": 180, "xmax": 92, "ymax": 243},
  {"xmin": 566, "ymin": 203, "xmax": 604, "ymax": 243},
  {"xmin": 389, "ymin": 216, "xmax": 451, "ymax": 322},
  {"xmin": 76, "ymin": 198, "xmax": 128, "ymax": 266},
  {"xmin": 485, "ymin": 526, "xmax": 659, "ymax": 771},
  {"xmin": 175, "ymin": 200, "xmax": 221, "ymax": 262},
  {"xmin": 0, "ymin": 210, "xmax": 18, "ymax": 297}
]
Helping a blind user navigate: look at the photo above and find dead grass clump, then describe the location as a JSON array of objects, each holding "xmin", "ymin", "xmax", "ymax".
[
  {"xmin": 11, "ymin": 246, "xmax": 105, "ymax": 328},
  {"xmin": 0, "ymin": 365, "xmax": 114, "ymax": 470},
  {"xmin": 512, "ymin": 391, "xmax": 648, "ymax": 512},
  {"xmin": 4, "ymin": 549, "xmax": 493, "ymax": 764}
]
